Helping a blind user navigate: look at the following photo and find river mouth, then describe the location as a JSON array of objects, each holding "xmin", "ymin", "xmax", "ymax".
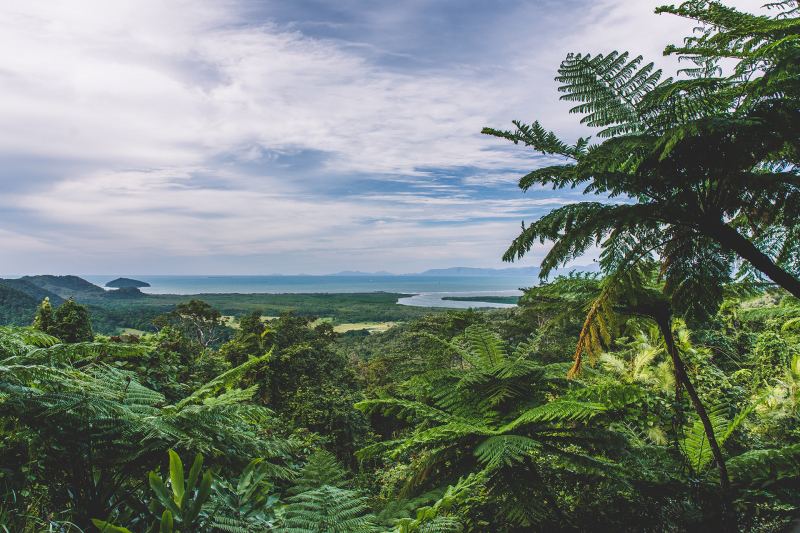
[{"xmin": 397, "ymin": 290, "xmax": 521, "ymax": 309}]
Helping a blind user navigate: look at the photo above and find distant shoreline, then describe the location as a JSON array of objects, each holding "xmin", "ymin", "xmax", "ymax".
[
  {"xmin": 398, "ymin": 290, "xmax": 521, "ymax": 309},
  {"xmin": 442, "ymin": 295, "xmax": 520, "ymax": 304},
  {"xmin": 81, "ymin": 273, "xmax": 536, "ymax": 297}
]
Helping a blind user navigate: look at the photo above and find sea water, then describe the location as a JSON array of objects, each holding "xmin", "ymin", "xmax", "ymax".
[{"xmin": 81, "ymin": 274, "xmax": 534, "ymax": 308}]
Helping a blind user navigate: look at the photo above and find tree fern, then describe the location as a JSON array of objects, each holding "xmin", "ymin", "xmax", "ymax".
[
  {"xmin": 409, "ymin": 326, "xmax": 548, "ymax": 419},
  {"xmin": 290, "ymin": 450, "xmax": 349, "ymax": 494},
  {"xmin": 680, "ymin": 403, "xmax": 752, "ymax": 473},
  {"xmin": 483, "ymin": 2, "xmax": 800, "ymax": 304},
  {"xmin": 556, "ymin": 51, "xmax": 671, "ymax": 137},
  {"xmin": 356, "ymin": 328, "xmax": 624, "ymax": 528},
  {"xmin": 282, "ymin": 485, "xmax": 379, "ymax": 533},
  {"xmin": 473, "ymin": 435, "xmax": 541, "ymax": 469},
  {"xmin": 462, "ymin": 326, "xmax": 507, "ymax": 367},
  {"xmin": 0, "ymin": 327, "xmax": 295, "ymax": 523},
  {"xmin": 728, "ymin": 443, "xmax": 800, "ymax": 488}
]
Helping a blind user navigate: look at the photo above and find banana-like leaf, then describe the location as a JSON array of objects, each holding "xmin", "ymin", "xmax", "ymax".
[
  {"xmin": 186, "ymin": 453, "xmax": 204, "ymax": 499},
  {"xmin": 149, "ymin": 472, "xmax": 181, "ymax": 517},
  {"xmin": 159, "ymin": 510, "xmax": 174, "ymax": 533},
  {"xmin": 186, "ymin": 470, "xmax": 213, "ymax": 522},
  {"xmin": 168, "ymin": 449, "xmax": 185, "ymax": 505}
]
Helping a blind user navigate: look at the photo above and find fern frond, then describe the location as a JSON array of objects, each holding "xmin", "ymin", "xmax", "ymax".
[
  {"xmin": 728, "ymin": 444, "xmax": 800, "ymax": 488},
  {"xmin": 556, "ymin": 51, "xmax": 671, "ymax": 137},
  {"xmin": 502, "ymin": 400, "xmax": 607, "ymax": 431},
  {"xmin": 176, "ymin": 348, "xmax": 272, "ymax": 408},
  {"xmin": 290, "ymin": 450, "xmax": 349, "ymax": 494},
  {"xmin": 462, "ymin": 326, "xmax": 507, "ymax": 367},
  {"xmin": 481, "ymin": 120, "xmax": 589, "ymax": 158},
  {"xmin": 679, "ymin": 403, "xmax": 752, "ymax": 473},
  {"xmin": 474, "ymin": 435, "xmax": 541, "ymax": 469},
  {"xmin": 282, "ymin": 485, "xmax": 379, "ymax": 533},
  {"xmin": 355, "ymin": 398, "xmax": 453, "ymax": 425}
]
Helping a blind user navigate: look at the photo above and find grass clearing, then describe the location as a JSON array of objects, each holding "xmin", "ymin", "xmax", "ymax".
[
  {"xmin": 333, "ymin": 321, "xmax": 396, "ymax": 333},
  {"xmin": 117, "ymin": 327, "xmax": 147, "ymax": 336}
]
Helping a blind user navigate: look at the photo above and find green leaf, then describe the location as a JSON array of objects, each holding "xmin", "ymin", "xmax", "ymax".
[
  {"xmin": 186, "ymin": 470, "xmax": 213, "ymax": 522},
  {"xmin": 159, "ymin": 510, "xmax": 174, "ymax": 533},
  {"xmin": 168, "ymin": 449, "xmax": 185, "ymax": 506},
  {"xmin": 91, "ymin": 519, "xmax": 134, "ymax": 533},
  {"xmin": 186, "ymin": 453, "xmax": 204, "ymax": 496},
  {"xmin": 149, "ymin": 471, "xmax": 181, "ymax": 517}
]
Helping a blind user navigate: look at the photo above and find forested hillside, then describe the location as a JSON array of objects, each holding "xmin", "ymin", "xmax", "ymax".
[{"xmin": 1, "ymin": 1, "xmax": 799, "ymax": 531}]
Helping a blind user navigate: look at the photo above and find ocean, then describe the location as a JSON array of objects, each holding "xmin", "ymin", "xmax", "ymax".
[{"xmin": 81, "ymin": 274, "xmax": 535, "ymax": 309}]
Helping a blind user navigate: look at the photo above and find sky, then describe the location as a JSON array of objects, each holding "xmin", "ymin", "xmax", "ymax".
[{"xmin": 0, "ymin": 0, "xmax": 739, "ymax": 275}]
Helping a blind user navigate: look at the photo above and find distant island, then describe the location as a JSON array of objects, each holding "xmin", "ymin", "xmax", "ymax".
[
  {"xmin": 416, "ymin": 266, "xmax": 542, "ymax": 277},
  {"xmin": 105, "ymin": 277, "xmax": 151, "ymax": 288},
  {"xmin": 328, "ymin": 265, "xmax": 598, "ymax": 277},
  {"xmin": 333, "ymin": 270, "xmax": 395, "ymax": 276}
]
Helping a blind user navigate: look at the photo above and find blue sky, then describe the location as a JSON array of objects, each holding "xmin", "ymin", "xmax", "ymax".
[{"xmin": 0, "ymin": 0, "xmax": 712, "ymax": 275}]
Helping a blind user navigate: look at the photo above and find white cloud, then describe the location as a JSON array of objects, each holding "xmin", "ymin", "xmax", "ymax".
[
  {"xmin": 0, "ymin": 0, "xmax": 755, "ymax": 273},
  {"xmin": 0, "ymin": 0, "xmax": 535, "ymax": 176},
  {"xmin": 6, "ymin": 167, "xmax": 561, "ymax": 263},
  {"xmin": 0, "ymin": 229, "xmax": 55, "ymax": 253}
]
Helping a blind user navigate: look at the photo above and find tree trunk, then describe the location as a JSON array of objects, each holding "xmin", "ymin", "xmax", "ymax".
[
  {"xmin": 655, "ymin": 312, "xmax": 737, "ymax": 532},
  {"xmin": 704, "ymin": 219, "xmax": 800, "ymax": 298}
]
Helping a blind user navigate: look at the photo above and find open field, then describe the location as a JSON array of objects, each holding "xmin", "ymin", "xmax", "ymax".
[{"xmin": 332, "ymin": 321, "xmax": 396, "ymax": 333}]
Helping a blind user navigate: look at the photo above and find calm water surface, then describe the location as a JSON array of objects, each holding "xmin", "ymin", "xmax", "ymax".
[{"xmin": 81, "ymin": 275, "xmax": 533, "ymax": 308}]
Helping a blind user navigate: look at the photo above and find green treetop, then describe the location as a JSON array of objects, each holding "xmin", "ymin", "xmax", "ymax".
[
  {"xmin": 32, "ymin": 297, "xmax": 54, "ymax": 334},
  {"xmin": 50, "ymin": 298, "xmax": 94, "ymax": 343}
]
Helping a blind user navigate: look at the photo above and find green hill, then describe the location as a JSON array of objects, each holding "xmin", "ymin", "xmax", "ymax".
[
  {"xmin": 0, "ymin": 279, "xmax": 65, "ymax": 306},
  {"xmin": 0, "ymin": 283, "xmax": 39, "ymax": 325},
  {"xmin": 105, "ymin": 277, "xmax": 150, "ymax": 288},
  {"xmin": 21, "ymin": 275, "xmax": 106, "ymax": 299}
]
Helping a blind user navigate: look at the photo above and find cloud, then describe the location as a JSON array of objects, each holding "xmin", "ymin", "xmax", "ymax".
[
  {"xmin": 0, "ymin": 0, "xmax": 538, "ymax": 177},
  {"xmin": 6, "ymin": 166, "xmax": 562, "ymax": 262},
  {"xmin": 0, "ymin": 0, "xmax": 748, "ymax": 273}
]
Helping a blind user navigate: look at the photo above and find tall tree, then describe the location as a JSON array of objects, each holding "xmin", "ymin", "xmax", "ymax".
[
  {"xmin": 32, "ymin": 297, "xmax": 54, "ymax": 334},
  {"xmin": 525, "ymin": 268, "xmax": 739, "ymax": 528},
  {"xmin": 51, "ymin": 298, "xmax": 94, "ymax": 343},
  {"xmin": 154, "ymin": 299, "xmax": 225, "ymax": 349},
  {"xmin": 483, "ymin": 1, "xmax": 800, "ymax": 306}
]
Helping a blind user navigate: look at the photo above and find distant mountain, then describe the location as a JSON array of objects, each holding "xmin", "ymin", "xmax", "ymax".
[
  {"xmin": 105, "ymin": 277, "xmax": 151, "ymax": 288},
  {"xmin": 333, "ymin": 270, "xmax": 395, "ymax": 276},
  {"xmin": 415, "ymin": 266, "xmax": 543, "ymax": 277},
  {"xmin": 328, "ymin": 265, "xmax": 599, "ymax": 277},
  {"xmin": 21, "ymin": 275, "xmax": 106, "ymax": 299}
]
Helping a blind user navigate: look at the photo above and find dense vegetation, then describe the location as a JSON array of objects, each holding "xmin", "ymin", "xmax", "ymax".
[
  {"xmin": 2, "ymin": 282, "xmax": 799, "ymax": 531},
  {"xmin": 2, "ymin": 1, "xmax": 799, "ymax": 531}
]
